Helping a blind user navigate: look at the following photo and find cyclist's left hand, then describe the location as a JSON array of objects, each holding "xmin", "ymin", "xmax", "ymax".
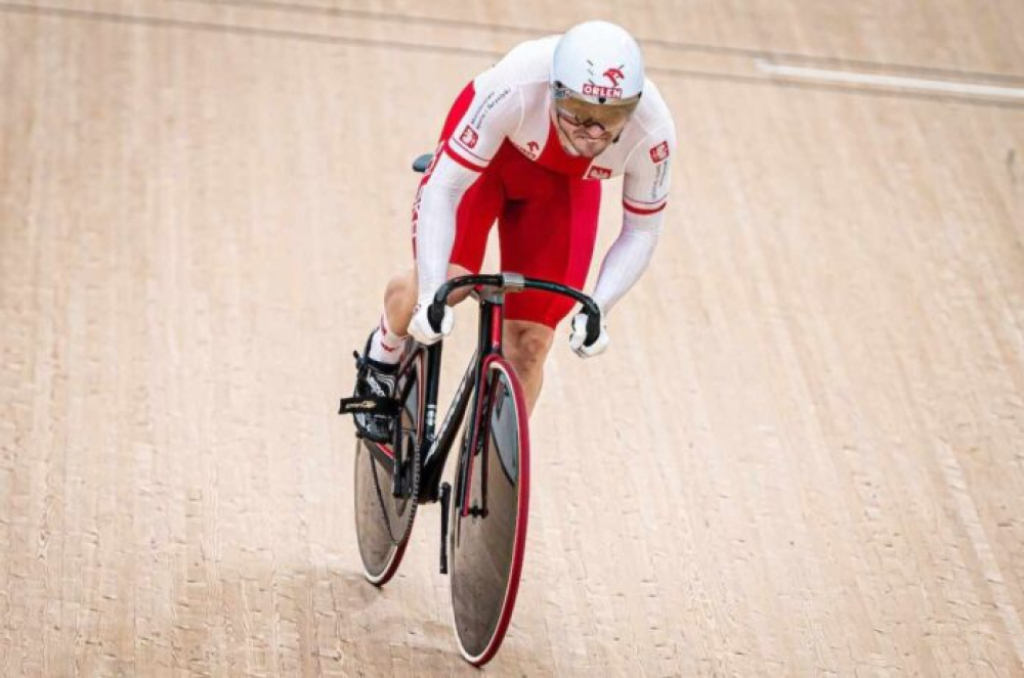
[{"xmin": 568, "ymin": 311, "xmax": 609, "ymax": 358}]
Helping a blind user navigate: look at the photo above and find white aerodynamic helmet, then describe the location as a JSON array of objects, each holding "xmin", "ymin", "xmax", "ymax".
[{"xmin": 551, "ymin": 20, "xmax": 645, "ymax": 105}]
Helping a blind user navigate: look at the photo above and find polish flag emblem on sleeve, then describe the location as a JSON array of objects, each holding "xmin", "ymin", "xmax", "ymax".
[
  {"xmin": 459, "ymin": 125, "xmax": 479, "ymax": 149},
  {"xmin": 649, "ymin": 141, "xmax": 670, "ymax": 163}
]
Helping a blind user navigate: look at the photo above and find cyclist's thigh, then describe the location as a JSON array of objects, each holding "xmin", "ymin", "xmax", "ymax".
[{"xmin": 498, "ymin": 174, "xmax": 602, "ymax": 328}]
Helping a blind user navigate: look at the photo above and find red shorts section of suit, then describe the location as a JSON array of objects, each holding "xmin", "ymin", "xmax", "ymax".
[{"xmin": 413, "ymin": 82, "xmax": 601, "ymax": 328}]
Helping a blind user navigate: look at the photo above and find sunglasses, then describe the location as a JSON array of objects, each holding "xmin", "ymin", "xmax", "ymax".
[{"xmin": 552, "ymin": 86, "xmax": 640, "ymax": 132}]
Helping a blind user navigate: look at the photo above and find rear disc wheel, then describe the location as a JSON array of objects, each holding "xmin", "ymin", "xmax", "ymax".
[{"xmin": 353, "ymin": 350, "xmax": 424, "ymax": 586}]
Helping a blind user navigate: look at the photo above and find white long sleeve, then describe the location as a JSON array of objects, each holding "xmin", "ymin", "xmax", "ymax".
[
  {"xmin": 413, "ymin": 153, "xmax": 479, "ymax": 300},
  {"xmin": 591, "ymin": 210, "xmax": 663, "ymax": 313},
  {"xmin": 595, "ymin": 110, "xmax": 676, "ymax": 314}
]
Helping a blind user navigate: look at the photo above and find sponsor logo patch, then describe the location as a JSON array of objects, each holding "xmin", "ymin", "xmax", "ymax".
[
  {"xmin": 513, "ymin": 140, "xmax": 541, "ymax": 159},
  {"xmin": 459, "ymin": 125, "xmax": 479, "ymax": 149},
  {"xmin": 581, "ymin": 82, "xmax": 622, "ymax": 99},
  {"xmin": 649, "ymin": 141, "xmax": 670, "ymax": 163},
  {"xmin": 587, "ymin": 165, "xmax": 612, "ymax": 180},
  {"xmin": 603, "ymin": 67, "xmax": 625, "ymax": 86}
]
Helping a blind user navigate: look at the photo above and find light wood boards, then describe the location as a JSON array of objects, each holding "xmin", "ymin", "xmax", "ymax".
[{"xmin": 2, "ymin": 1, "xmax": 1023, "ymax": 675}]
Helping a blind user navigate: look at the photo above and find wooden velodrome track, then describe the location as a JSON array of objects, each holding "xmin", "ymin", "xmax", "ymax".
[{"xmin": 2, "ymin": 1, "xmax": 1023, "ymax": 675}]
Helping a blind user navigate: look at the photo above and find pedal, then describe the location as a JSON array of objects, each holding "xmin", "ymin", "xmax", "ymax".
[
  {"xmin": 338, "ymin": 396, "xmax": 400, "ymax": 417},
  {"xmin": 439, "ymin": 482, "xmax": 452, "ymax": 574}
]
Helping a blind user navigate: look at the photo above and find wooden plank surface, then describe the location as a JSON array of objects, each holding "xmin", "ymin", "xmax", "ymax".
[{"xmin": 1, "ymin": 1, "xmax": 1023, "ymax": 675}]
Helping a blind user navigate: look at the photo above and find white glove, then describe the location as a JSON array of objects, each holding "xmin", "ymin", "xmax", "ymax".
[
  {"xmin": 409, "ymin": 298, "xmax": 454, "ymax": 345},
  {"xmin": 568, "ymin": 311, "xmax": 609, "ymax": 358}
]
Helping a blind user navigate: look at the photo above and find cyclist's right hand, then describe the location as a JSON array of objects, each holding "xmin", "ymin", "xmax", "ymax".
[{"xmin": 409, "ymin": 298, "xmax": 454, "ymax": 345}]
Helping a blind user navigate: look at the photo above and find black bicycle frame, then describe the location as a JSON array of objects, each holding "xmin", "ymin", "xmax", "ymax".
[
  {"xmin": 417, "ymin": 287, "xmax": 506, "ymax": 502},
  {"xmin": 359, "ymin": 273, "xmax": 601, "ymax": 503}
]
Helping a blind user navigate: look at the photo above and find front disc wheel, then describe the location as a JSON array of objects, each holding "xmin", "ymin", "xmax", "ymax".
[{"xmin": 449, "ymin": 357, "xmax": 531, "ymax": 666}]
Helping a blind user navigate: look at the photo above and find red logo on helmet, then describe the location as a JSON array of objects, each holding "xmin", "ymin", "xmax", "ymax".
[
  {"xmin": 649, "ymin": 141, "xmax": 670, "ymax": 163},
  {"xmin": 603, "ymin": 67, "xmax": 625, "ymax": 86},
  {"xmin": 587, "ymin": 165, "xmax": 612, "ymax": 180},
  {"xmin": 581, "ymin": 82, "xmax": 622, "ymax": 99},
  {"xmin": 459, "ymin": 125, "xmax": 479, "ymax": 149}
]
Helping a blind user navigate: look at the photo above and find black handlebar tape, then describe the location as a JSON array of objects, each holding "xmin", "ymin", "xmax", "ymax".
[
  {"xmin": 585, "ymin": 309, "xmax": 602, "ymax": 347},
  {"xmin": 427, "ymin": 301, "xmax": 446, "ymax": 334}
]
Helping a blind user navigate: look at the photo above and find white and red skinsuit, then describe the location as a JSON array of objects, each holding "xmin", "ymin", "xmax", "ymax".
[{"xmin": 413, "ymin": 35, "xmax": 677, "ymax": 327}]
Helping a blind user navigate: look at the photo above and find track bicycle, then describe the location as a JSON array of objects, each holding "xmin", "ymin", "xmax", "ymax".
[{"xmin": 340, "ymin": 178, "xmax": 602, "ymax": 665}]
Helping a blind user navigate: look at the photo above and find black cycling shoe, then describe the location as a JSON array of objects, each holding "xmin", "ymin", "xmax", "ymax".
[{"xmin": 351, "ymin": 333, "xmax": 400, "ymax": 443}]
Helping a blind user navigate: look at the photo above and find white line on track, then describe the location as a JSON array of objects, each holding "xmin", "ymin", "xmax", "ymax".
[{"xmin": 754, "ymin": 59, "xmax": 1024, "ymax": 100}]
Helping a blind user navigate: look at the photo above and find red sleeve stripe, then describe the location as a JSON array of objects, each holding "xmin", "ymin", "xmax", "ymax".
[
  {"xmin": 452, "ymin": 137, "xmax": 489, "ymax": 163},
  {"xmin": 444, "ymin": 140, "xmax": 487, "ymax": 173},
  {"xmin": 623, "ymin": 200, "xmax": 667, "ymax": 215}
]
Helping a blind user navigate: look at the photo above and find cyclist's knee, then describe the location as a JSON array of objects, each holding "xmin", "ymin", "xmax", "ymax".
[{"xmin": 507, "ymin": 324, "xmax": 554, "ymax": 373}]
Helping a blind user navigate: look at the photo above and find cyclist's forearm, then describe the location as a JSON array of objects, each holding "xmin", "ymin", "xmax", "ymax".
[
  {"xmin": 415, "ymin": 154, "xmax": 478, "ymax": 299},
  {"xmin": 591, "ymin": 213, "xmax": 662, "ymax": 313}
]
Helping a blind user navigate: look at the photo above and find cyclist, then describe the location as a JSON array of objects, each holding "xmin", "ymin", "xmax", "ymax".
[{"xmin": 354, "ymin": 20, "xmax": 676, "ymax": 442}]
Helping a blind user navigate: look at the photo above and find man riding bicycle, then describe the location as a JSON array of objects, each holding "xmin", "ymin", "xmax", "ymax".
[{"xmin": 353, "ymin": 20, "xmax": 676, "ymax": 442}]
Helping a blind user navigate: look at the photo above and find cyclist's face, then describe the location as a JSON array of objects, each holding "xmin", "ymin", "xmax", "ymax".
[
  {"xmin": 551, "ymin": 98, "xmax": 636, "ymax": 158},
  {"xmin": 554, "ymin": 111, "xmax": 614, "ymax": 157}
]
